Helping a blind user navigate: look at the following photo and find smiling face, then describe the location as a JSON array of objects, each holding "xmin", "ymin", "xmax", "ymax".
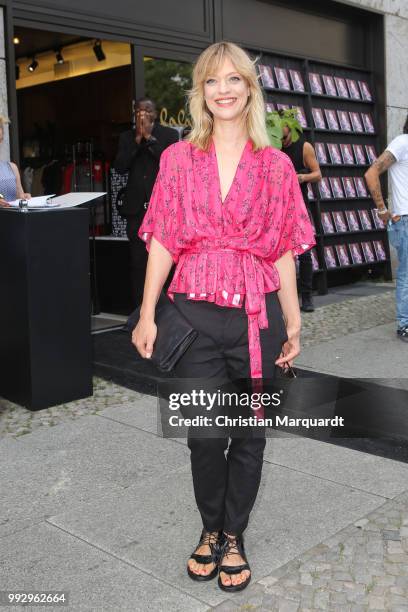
[{"xmin": 204, "ymin": 56, "xmax": 250, "ymax": 123}]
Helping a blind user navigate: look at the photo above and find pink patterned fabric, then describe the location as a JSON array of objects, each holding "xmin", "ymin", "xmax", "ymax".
[{"xmin": 139, "ymin": 139, "xmax": 315, "ymax": 379}]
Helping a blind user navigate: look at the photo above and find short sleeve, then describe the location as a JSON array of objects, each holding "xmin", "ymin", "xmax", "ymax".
[
  {"xmin": 138, "ymin": 145, "xmax": 183, "ymax": 263},
  {"xmin": 274, "ymin": 157, "xmax": 316, "ymax": 259},
  {"xmin": 386, "ymin": 135, "xmax": 408, "ymax": 163}
]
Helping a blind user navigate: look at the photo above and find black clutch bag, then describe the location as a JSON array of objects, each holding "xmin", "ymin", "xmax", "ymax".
[{"xmin": 126, "ymin": 293, "xmax": 198, "ymax": 372}]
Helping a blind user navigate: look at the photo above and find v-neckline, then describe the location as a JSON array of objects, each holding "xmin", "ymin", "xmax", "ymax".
[{"xmin": 212, "ymin": 139, "xmax": 251, "ymax": 205}]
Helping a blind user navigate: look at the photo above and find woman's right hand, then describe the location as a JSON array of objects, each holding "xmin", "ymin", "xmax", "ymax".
[{"xmin": 132, "ymin": 316, "xmax": 157, "ymax": 359}]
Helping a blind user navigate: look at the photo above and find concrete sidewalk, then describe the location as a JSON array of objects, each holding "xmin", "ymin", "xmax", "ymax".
[{"xmin": 1, "ymin": 284, "xmax": 408, "ymax": 611}]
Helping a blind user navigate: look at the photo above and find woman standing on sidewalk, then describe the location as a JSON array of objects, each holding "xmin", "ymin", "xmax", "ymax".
[{"xmin": 132, "ymin": 41, "xmax": 315, "ymax": 592}]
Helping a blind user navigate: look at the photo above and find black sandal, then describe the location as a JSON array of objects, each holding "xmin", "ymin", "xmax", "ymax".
[
  {"xmin": 218, "ymin": 533, "xmax": 251, "ymax": 592},
  {"xmin": 187, "ymin": 530, "xmax": 222, "ymax": 582}
]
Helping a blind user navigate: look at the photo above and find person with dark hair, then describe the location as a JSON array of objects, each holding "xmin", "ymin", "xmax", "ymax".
[
  {"xmin": 365, "ymin": 113, "xmax": 408, "ymax": 342},
  {"xmin": 114, "ymin": 98, "xmax": 179, "ymax": 306},
  {"xmin": 281, "ymin": 125, "xmax": 322, "ymax": 312}
]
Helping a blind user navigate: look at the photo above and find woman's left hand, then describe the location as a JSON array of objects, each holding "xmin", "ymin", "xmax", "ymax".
[{"xmin": 275, "ymin": 327, "xmax": 300, "ymax": 368}]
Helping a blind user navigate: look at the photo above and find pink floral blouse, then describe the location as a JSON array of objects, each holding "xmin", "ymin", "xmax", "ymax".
[{"xmin": 139, "ymin": 139, "xmax": 315, "ymax": 379}]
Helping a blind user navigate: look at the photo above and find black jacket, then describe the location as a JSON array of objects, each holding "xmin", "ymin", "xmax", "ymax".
[{"xmin": 113, "ymin": 122, "xmax": 179, "ymax": 218}]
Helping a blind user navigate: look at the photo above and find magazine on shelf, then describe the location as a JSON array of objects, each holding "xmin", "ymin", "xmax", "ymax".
[
  {"xmin": 322, "ymin": 74, "xmax": 337, "ymax": 96},
  {"xmin": 292, "ymin": 106, "xmax": 307, "ymax": 128},
  {"xmin": 345, "ymin": 210, "xmax": 360, "ymax": 231},
  {"xmin": 274, "ymin": 67, "xmax": 291, "ymax": 90},
  {"xmin": 342, "ymin": 176, "xmax": 357, "ymax": 198},
  {"xmin": 318, "ymin": 178, "xmax": 332, "ymax": 199},
  {"xmin": 337, "ymin": 110, "xmax": 352, "ymax": 132},
  {"xmin": 349, "ymin": 242, "xmax": 364, "ymax": 264},
  {"xmin": 324, "ymin": 109, "xmax": 340, "ymax": 130},
  {"xmin": 258, "ymin": 64, "xmax": 275, "ymax": 89},
  {"xmin": 358, "ymin": 209, "xmax": 373, "ymax": 230},
  {"xmin": 353, "ymin": 144, "xmax": 367, "ymax": 165},
  {"xmin": 332, "ymin": 210, "xmax": 348, "ymax": 233},
  {"xmin": 324, "ymin": 246, "xmax": 338, "ymax": 268},
  {"xmin": 349, "ymin": 112, "xmax": 364, "ymax": 133},
  {"xmin": 329, "ymin": 177, "xmax": 345, "ymax": 199},
  {"xmin": 307, "ymin": 183, "xmax": 315, "ymax": 201},
  {"xmin": 309, "ymin": 72, "xmax": 324, "ymax": 95},
  {"xmin": 340, "ymin": 143, "xmax": 355, "ymax": 165},
  {"xmin": 346, "ymin": 78, "xmax": 361, "ymax": 100},
  {"xmin": 373, "ymin": 240, "xmax": 386, "ymax": 261},
  {"xmin": 321, "ymin": 211, "xmax": 336, "ymax": 234},
  {"xmin": 365, "ymin": 145, "xmax": 378, "ymax": 164},
  {"xmin": 358, "ymin": 80, "xmax": 373, "ymax": 102},
  {"xmin": 276, "ymin": 103, "xmax": 289, "ymax": 111},
  {"xmin": 361, "ymin": 113, "xmax": 375, "ymax": 133},
  {"xmin": 312, "ymin": 107, "xmax": 326, "ymax": 129},
  {"xmin": 334, "ymin": 76, "xmax": 349, "ymax": 98},
  {"xmin": 335, "ymin": 244, "xmax": 351, "ymax": 266},
  {"xmin": 308, "ymin": 209, "xmax": 316, "ymax": 234},
  {"xmin": 310, "ymin": 248, "xmax": 320, "ymax": 271},
  {"xmin": 354, "ymin": 177, "xmax": 369, "ymax": 198},
  {"xmin": 265, "ymin": 102, "xmax": 275, "ymax": 113},
  {"xmin": 289, "ymin": 69, "xmax": 305, "ymax": 92},
  {"xmin": 327, "ymin": 143, "xmax": 342, "ymax": 165},
  {"xmin": 371, "ymin": 208, "xmax": 385, "ymax": 229},
  {"xmin": 361, "ymin": 241, "xmax": 376, "ymax": 262},
  {"xmin": 315, "ymin": 142, "xmax": 328, "ymax": 165}
]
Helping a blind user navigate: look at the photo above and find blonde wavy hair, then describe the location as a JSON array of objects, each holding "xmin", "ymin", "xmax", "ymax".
[{"xmin": 187, "ymin": 42, "xmax": 269, "ymax": 151}]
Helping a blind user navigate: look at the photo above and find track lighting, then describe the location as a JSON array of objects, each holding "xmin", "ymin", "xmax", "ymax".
[
  {"xmin": 27, "ymin": 57, "xmax": 38, "ymax": 72},
  {"xmin": 55, "ymin": 49, "xmax": 64, "ymax": 64},
  {"xmin": 13, "ymin": 37, "xmax": 20, "ymax": 45},
  {"xmin": 93, "ymin": 39, "xmax": 106, "ymax": 62}
]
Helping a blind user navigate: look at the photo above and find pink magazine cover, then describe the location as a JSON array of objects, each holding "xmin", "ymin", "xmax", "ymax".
[
  {"xmin": 274, "ymin": 67, "xmax": 291, "ymax": 90},
  {"xmin": 276, "ymin": 103, "xmax": 289, "ymax": 111},
  {"xmin": 358, "ymin": 80, "xmax": 373, "ymax": 101},
  {"xmin": 322, "ymin": 74, "xmax": 337, "ymax": 96},
  {"xmin": 346, "ymin": 78, "xmax": 361, "ymax": 100},
  {"xmin": 353, "ymin": 144, "xmax": 367, "ymax": 165},
  {"xmin": 354, "ymin": 177, "xmax": 369, "ymax": 198},
  {"xmin": 340, "ymin": 144, "xmax": 354, "ymax": 165},
  {"xmin": 332, "ymin": 210, "xmax": 348, "ymax": 233},
  {"xmin": 292, "ymin": 106, "xmax": 308, "ymax": 128},
  {"xmin": 371, "ymin": 208, "xmax": 385, "ymax": 229},
  {"xmin": 358, "ymin": 209, "xmax": 373, "ymax": 230},
  {"xmin": 265, "ymin": 102, "xmax": 275, "ymax": 113},
  {"xmin": 365, "ymin": 145, "xmax": 378, "ymax": 164},
  {"xmin": 327, "ymin": 143, "xmax": 342, "ymax": 164},
  {"xmin": 324, "ymin": 109, "xmax": 340, "ymax": 130},
  {"xmin": 373, "ymin": 240, "xmax": 386, "ymax": 261},
  {"xmin": 329, "ymin": 177, "xmax": 345, "ymax": 199},
  {"xmin": 318, "ymin": 178, "xmax": 332, "ymax": 199},
  {"xmin": 258, "ymin": 64, "xmax": 275, "ymax": 89},
  {"xmin": 342, "ymin": 176, "xmax": 357, "ymax": 198},
  {"xmin": 310, "ymin": 248, "xmax": 320, "ymax": 271},
  {"xmin": 324, "ymin": 246, "xmax": 338, "ymax": 268},
  {"xmin": 321, "ymin": 211, "xmax": 336, "ymax": 234},
  {"xmin": 337, "ymin": 110, "xmax": 352, "ymax": 132},
  {"xmin": 361, "ymin": 113, "xmax": 375, "ymax": 133},
  {"xmin": 345, "ymin": 210, "xmax": 360, "ymax": 231},
  {"xmin": 361, "ymin": 241, "xmax": 376, "ymax": 262},
  {"xmin": 289, "ymin": 69, "xmax": 305, "ymax": 92},
  {"xmin": 315, "ymin": 142, "xmax": 328, "ymax": 165},
  {"xmin": 350, "ymin": 112, "xmax": 364, "ymax": 133},
  {"xmin": 312, "ymin": 108, "xmax": 326, "ymax": 129},
  {"xmin": 349, "ymin": 242, "xmax": 364, "ymax": 264},
  {"xmin": 307, "ymin": 183, "xmax": 315, "ymax": 201},
  {"xmin": 334, "ymin": 76, "xmax": 349, "ymax": 98},
  {"xmin": 335, "ymin": 244, "xmax": 351, "ymax": 266},
  {"xmin": 309, "ymin": 72, "xmax": 324, "ymax": 95}
]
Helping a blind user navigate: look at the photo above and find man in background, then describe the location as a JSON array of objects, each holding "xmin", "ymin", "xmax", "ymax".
[
  {"xmin": 365, "ymin": 114, "xmax": 408, "ymax": 342},
  {"xmin": 114, "ymin": 98, "xmax": 178, "ymax": 306},
  {"xmin": 282, "ymin": 125, "xmax": 322, "ymax": 312}
]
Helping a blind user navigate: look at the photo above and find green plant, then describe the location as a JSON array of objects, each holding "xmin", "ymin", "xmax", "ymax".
[{"xmin": 266, "ymin": 108, "xmax": 303, "ymax": 149}]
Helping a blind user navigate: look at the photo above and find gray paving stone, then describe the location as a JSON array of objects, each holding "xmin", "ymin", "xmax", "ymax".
[{"xmin": 0, "ymin": 522, "xmax": 206, "ymax": 612}]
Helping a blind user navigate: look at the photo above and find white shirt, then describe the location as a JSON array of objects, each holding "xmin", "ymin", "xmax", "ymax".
[{"xmin": 386, "ymin": 134, "xmax": 408, "ymax": 215}]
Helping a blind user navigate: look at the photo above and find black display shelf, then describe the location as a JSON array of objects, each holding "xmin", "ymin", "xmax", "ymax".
[
  {"xmin": 326, "ymin": 260, "xmax": 390, "ymax": 272},
  {"xmin": 314, "ymin": 129, "xmax": 376, "ymax": 136},
  {"xmin": 310, "ymin": 93, "xmax": 375, "ymax": 104},
  {"xmin": 322, "ymin": 229, "xmax": 387, "ymax": 237},
  {"xmin": 264, "ymin": 87, "xmax": 308, "ymax": 96},
  {"xmin": 320, "ymin": 164, "xmax": 369, "ymax": 168},
  {"xmin": 319, "ymin": 197, "xmax": 372, "ymax": 202}
]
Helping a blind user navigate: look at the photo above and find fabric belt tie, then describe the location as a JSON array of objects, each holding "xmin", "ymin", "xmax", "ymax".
[{"xmin": 183, "ymin": 249, "xmax": 270, "ymax": 379}]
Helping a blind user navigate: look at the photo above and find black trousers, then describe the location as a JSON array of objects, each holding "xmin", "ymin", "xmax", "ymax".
[
  {"xmin": 299, "ymin": 250, "xmax": 313, "ymax": 296},
  {"xmin": 126, "ymin": 216, "xmax": 148, "ymax": 307},
  {"xmin": 173, "ymin": 292, "xmax": 287, "ymax": 535}
]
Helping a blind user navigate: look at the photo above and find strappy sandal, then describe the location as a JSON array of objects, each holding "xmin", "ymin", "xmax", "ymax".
[
  {"xmin": 187, "ymin": 530, "xmax": 222, "ymax": 582},
  {"xmin": 218, "ymin": 533, "xmax": 251, "ymax": 592}
]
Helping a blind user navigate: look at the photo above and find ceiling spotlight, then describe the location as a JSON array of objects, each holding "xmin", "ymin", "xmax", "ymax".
[
  {"xmin": 13, "ymin": 36, "xmax": 20, "ymax": 45},
  {"xmin": 15, "ymin": 65, "xmax": 20, "ymax": 80},
  {"xmin": 93, "ymin": 39, "xmax": 106, "ymax": 62},
  {"xmin": 55, "ymin": 49, "xmax": 64, "ymax": 64},
  {"xmin": 27, "ymin": 58, "xmax": 38, "ymax": 72}
]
